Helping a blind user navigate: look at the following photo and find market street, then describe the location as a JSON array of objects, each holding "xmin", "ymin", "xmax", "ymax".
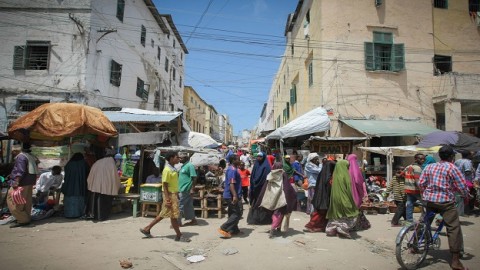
[{"xmin": 1, "ymin": 206, "xmax": 479, "ymax": 270}]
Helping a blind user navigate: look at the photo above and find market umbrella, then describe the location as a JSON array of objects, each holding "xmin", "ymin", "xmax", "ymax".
[
  {"xmin": 8, "ymin": 103, "xmax": 118, "ymax": 144},
  {"xmin": 417, "ymin": 131, "xmax": 480, "ymax": 152}
]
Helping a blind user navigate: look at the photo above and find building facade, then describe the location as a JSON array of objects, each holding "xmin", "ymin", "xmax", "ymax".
[
  {"xmin": 184, "ymin": 85, "xmax": 207, "ymax": 133},
  {"xmin": 260, "ymin": 0, "xmax": 480, "ymax": 142},
  {"xmin": 0, "ymin": 0, "xmax": 187, "ymax": 131}
]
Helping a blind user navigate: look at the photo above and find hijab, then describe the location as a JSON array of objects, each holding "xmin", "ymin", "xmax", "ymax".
[
  {"xmin": 312, "ymin": 160, "xmax": 335, "ymax": 210},
  {"xmin": 250, "ymin": 152, "xmax": 271, "ymax": 192},
  {"xmin": 283, "ymin": 158, "xmax": 294, "ymax": 177},
  {"xmin": 422, "ymin": 155, "xmax": 436, "ymax": 170},
  {"xmin": 326, "ymin": 159, "xmax": 359, "ymax": 220},
  {"xmin": 347, "ymin": 154, "xmax": 366, "ymax": 208}
]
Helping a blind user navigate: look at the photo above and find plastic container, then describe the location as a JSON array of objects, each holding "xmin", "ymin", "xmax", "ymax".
[{"xmin": 140, "ymin": 183, "xmax": 162, "ymax": 202}]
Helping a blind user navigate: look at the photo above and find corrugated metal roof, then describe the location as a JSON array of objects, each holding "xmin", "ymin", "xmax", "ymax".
[
  {"xmin": 103, "ymin": 110, "xmax": 181, "ymax": 123},
  {"xmin": 340, "ymin": 120, "xmax": 439, "ymax": 137}
]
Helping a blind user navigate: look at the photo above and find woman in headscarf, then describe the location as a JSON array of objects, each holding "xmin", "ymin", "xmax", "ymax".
[
  {"xmin": 304, "ymin": 160, "xmax": 335, "ymax": 232},
  {"xmin": 304, "ymin": 153, "xmax": 322, "ymax": 215},
  {"xmin": 62, "ymin": 153, "xmax": 90, "ymax": 218},
  {"xmin": 325, "ymin": 160, "xmax": 359, "ymax": 238},
  {"xmin": 347, "ymin": 154, "xmax": 371, "ymax": 231},
  {"xmin": 247, "ymin": 152, "xmax": 272, "ymax": 225},
  {"xmin": 85, "ymin": 148, "xmax": 120, "ymax": 221},
  {"xmin": 422, "ymin": 155, "xmax": 436, "ymax": 170},
  {"xmin": 257, "ymin": 162, "xmax": 297, "ymax": 238}
]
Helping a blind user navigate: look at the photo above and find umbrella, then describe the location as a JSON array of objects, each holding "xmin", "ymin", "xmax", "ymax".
[
  {"xmin": 8, "ymin": 103, "xmax": 118, "ymax": 144},
  {"xmin": 417, "ymin": 131, "xmax": 480, "ymax": 152}
]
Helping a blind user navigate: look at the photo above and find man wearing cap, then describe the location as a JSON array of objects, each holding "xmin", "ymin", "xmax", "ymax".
[
  {"xmin": 177, "ymin": 152, "xmax": 197, "ymax": 226},
  {"xmin": 419, "ymin": 146, "xmax": 469, "ymax": 270},
  {"xmin": 7, "ymin": 143, "xmax": 39, "ymax": 228}
]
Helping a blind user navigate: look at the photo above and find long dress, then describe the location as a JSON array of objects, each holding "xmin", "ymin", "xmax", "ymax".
[
  {"xmin": 247, "ymin": 153, "xmax": 272, "ymax": 225},
  {"xmin": 61, "ymin": 153, "xmax": 89, "ymax": 218},
  {"xmin": 85, "ymin": 156, "xmax": 120, "ymax": 221},
  {"xmin": 305, "ymin": 160, "xmax": 335, "ymax": 231},
  {"xmin": 326, "ymin": 160, "xmax": 359, "ymax": 237}
]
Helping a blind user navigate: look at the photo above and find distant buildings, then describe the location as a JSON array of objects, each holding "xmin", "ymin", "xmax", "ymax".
[{"xmin": 259, "ymin": 0, "xmax": 480, "ymax": 144}]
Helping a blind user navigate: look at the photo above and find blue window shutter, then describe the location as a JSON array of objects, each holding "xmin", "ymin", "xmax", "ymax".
[
  {"xmin": 392, "ymin": 43, "xmax": 405, "ymax": 71},
  {"xmin": 365, "ymin": 42, "xmax": 374, "ymax": 70}
]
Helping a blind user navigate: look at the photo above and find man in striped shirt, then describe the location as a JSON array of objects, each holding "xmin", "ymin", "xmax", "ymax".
[
  {"xmin": 404, "ymin": 153, "xmax": 425, "ymax": 222},
  {"xmin": 419, "ymin": 146, "xmax": 469, "ymax": 270}
]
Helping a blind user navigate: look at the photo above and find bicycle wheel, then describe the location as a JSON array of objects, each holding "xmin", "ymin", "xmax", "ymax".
[{"xmin": 395, "ymin": 223, "xmax": 430, "ymax": 269}]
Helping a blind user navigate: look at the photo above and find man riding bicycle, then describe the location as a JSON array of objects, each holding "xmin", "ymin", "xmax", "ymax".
[{"xmin": 419, "ymin": 146, "xmax": 469, "ymax": 270}]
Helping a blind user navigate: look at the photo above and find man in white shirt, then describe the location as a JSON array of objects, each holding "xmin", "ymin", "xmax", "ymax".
[{"xmin": 36, "ymin": 166, "xmax": 63, "ymax": 204}]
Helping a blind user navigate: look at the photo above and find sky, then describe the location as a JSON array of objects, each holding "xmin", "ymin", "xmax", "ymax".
[{"xmin": 154, "ymin": 0, "xmax": 299, "ymax": 135}]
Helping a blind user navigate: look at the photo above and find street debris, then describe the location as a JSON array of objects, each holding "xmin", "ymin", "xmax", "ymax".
[
  {"xmin": 222, "ymin": 247, "xmax": 239, "ymax": 255},
  {"xmin": 187, "ymin": 255, "xmax": 205, "ymax": 263},
  {"xmin": 119, "ymin": 259, "xmax": 133, "ymax": 269}
]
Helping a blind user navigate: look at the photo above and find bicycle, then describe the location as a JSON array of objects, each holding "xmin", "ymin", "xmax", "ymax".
[{"xmin": 395, "ymin": 205, "xmax": 445, "ymax": 270}]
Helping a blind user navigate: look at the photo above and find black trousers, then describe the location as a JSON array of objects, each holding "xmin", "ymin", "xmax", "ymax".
[
  {"xmin": 391, "ymin": 200, "xmax": 406, "ymax": 225},
  {"xmin": 221, "ymin": 199, "xmax": 243, "ymax": 234},
  {"xmin": 242, "ymin": 187, "xmax": 249, "ymax": 203}
]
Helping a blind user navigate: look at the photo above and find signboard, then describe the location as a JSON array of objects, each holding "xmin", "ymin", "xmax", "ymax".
[{"xmin": 311, "ymin": 141, "xmax": 352, "ymax": 154}]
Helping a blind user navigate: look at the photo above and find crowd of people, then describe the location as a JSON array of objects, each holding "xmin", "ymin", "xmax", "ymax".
[{"xmin": 3, "ymin": 143, "xmax": 476, "ymax": 269}]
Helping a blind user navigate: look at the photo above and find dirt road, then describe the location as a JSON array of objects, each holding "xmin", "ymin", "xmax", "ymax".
[{"xmin": 0, "ymin": 207, "xmax": 478, "ymax": 270}]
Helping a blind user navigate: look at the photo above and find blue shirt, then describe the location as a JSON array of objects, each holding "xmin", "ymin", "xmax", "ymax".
[
  {"xmin": 223, "ymin": 165, "xmax": 242, "ymax": 199},
  {"xmin": 292, "ymin": 161, "xmax": 303, "ymax": 182}
]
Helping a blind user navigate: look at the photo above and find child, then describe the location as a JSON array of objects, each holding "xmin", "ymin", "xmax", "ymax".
[{"xmin": 238, "ymin": 161, "xmax": 251, "ymax": 204}]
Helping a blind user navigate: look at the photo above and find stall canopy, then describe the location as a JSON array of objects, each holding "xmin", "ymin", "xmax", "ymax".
[
  {"xmin": 266, "ymin": 107, "xmax": 330, "ymax": 140},
  {"xmin": 176, "ymin": 131, "xmax": 221, "ymax": 149},
  {"xmin": 340, "ymin": 120, "xmax": 439, "ymax": 137},
  {"xmin": 117, "ymin": 131, "xmax": 171, "ymax": 146}
]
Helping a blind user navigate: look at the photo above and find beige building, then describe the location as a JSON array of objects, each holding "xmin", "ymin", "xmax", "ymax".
[
  {"xmin": 262, "ymin": 0, "xmax": 480, "ymax": 145},
  {"xmin": 184, "ymin": 86, "xmax": 207, "ymax": 133}
]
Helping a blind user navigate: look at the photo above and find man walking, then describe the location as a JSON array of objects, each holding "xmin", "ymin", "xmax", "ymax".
[
  {"xmin": 218, "ymin": 155, "xmax": 242, "ymax": 238},
  {"xmin": 404, "ymin": 153, "xmax": 425, "ymax": 222},
  {"xmin": 419, "ymin": 146, "xmax": 469, "ymax": 270},
  {"xmin": 454, "ymin": 150, "xmax": 474, "ymax": 215},
  {"xmin": 139, "ymin": 152, "xmax": 190, "ymax": 242},
  {"xmin": 385, "ymin": 165, "xmax": 406, "ymax": 226},
  {"xmin": 178, "ymin": 152, "xmax": 197, "ymax": 226},
  {"xmin": 7, "ymin": 143, "xmax": 39, "ymax": 228}
]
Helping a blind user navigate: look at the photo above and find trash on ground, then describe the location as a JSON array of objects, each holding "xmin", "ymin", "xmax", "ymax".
[
  {"xmin": 187, "ymin": 255, "xmax": 205, "ymax": 263},
  {"xmin": 222, "ymin": 247, "xmax": 239, "ymax": 255},
  {"xmin": 119, "ymin": 259, "xmax": 133, "ymax": 269}
]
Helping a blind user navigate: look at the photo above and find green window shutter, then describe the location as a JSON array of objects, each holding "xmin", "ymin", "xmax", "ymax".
[
  {"xmin": 286, "ymin": 102, "xmax": 290, "ymax": 119},
  {"xmin": 364, "ymin": 42, "xmax": 374, "ymax": 70},
  {"xmin": 308, "ymin": 62, "xmax": 313, "ymax": 86},
  {"xmin": 116, "ymin": 0, "xmax": 125, "ymax": 22},
  {"xmin": 392, "ymin": 43, "xmax": 405, "ymax": 71},
  {"xmin": 13, "ymin": 46, "xmax": 25, "ymax": 70},
  {"xmin": 373, "ymin": 32, "xmax": 393, "ymax": 43},
  {"xmin": 136, "ymin": 78, "xmax": 144, "ymax": 98}
]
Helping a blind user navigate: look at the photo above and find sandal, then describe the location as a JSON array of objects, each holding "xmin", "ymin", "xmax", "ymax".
[
  {"xmin": 184, "ymin": 220, "xmax": 198, "ymax": 226},
  {"xmin": 218, "ymin": 228, "xmax": 232, "ymax": 238},
  {"xmin": 175, "ymin": 235, "xmax": 191, "ymax": 242},
  {"xmin": 139, "ymin": 228, "xmax": 153, "ymax": 238}
]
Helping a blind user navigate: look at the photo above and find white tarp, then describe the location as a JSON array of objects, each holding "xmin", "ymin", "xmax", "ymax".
[
  {"xmin": 266, "ymin": 107, "xmax": 330, "ymax": 140},
  {"xmin": 190, "ymin": 150, "xmax": 223, "ymax": 167},
  {"xmin": 118, "ymin": 131, "xmax": 171, "ymax": 146},
  {"xmin": 177, "ymin": 131, "xmax": 221, "ymax": 149}
]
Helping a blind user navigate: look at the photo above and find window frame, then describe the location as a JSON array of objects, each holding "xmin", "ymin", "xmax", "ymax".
[
  {"xmin": 308, "ymin": 62, "xmax": 313, "ymax": 86},
  {"xmin": 140, "ymin": 25, "xmax": 146, "ymax": 47},
  {"xmin": 364, "ymin": 31, "xmax": 404, "ymax": 72},
  {"xmin": 116, "ymin": 0, "xmax": 125, "ymax": 22},
  {"xmin": 136, "ymin": 77, "xmax": 148, "ymax": 101},
  {"xmin": 164, "ymin": 57, "xmax": 169, "ymax": 72},
  {"xmin": 13, "ymin": 41, "xmax": 51, "ymax": 70},
  {"xmin": 110, "ymin": 59, "xmax": 122, "ymax": 87},
  {"xmin": 434, "ymin": 0, "xmax": 448, "ymax": 9}
]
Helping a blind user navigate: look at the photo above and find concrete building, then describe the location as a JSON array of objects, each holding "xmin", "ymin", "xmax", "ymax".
[
  {"xmin": 260, "ymin": 0, "xmax": 480, "ymax": 144},
  {"xmin": 184, "ymin": 85, "xmax": 207, "ymax": 133},
  {"xmin": 0, "ymin": 0, "xmax": 187, "ymax": 131},
  {"xmin": 206, "ymin": 104, "xmax": 220, "ymax": 142}
]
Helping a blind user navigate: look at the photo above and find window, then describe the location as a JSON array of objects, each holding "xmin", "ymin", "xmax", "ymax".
[
  {"xmin": 17, "ymin": 100, "xmax": 49, "ymax": 112},
  {"xmin": 308, "ymin": 62, "xmax": 313, "ymax": 86},
  {"xmin": 179, "ymin": 76, "xmax": 182, "ymax": 88},
  {"xmin": 290, "ymin": 84, "xmax": 297, "ymax": 105},
  {"xmin": 291, "ymin": 43, "xmax": 294, "ymax": 55},
  {"xmin": 172, "ymin": 67, "xmax": 176, "ymax": 81},
  {"xmin": 164, "ymin": 57, "xmax": 169, "ymax": 72},
  {"xmin": 151, "ymin": 39, "xmax": 154, "ymax": 48},
  {"xmin": 190, "ymin": 97, "xmax": 193, "ymax": 103},
  {"xmin": 433, "ymin": 55, "xmax": 452, "ymax": 75},
  {"xmin": 276, "ymin": 115, "xmax": 280, "ymax": 128},
  {"xmin": 136, "ymin": 78, "xmax": 148, "ymax": 101},
  {"xmin": 157, "ymin": 46, "xmax": 161, "ymax": 60},
  {"xmin": 110, "ymin": 60, "xmax": 122, "ymax": 86},
  {"xmin": 470, "ymin": 0, "xmax": 479, "ymax": 13},
  {"xmin": 140, "ymin": 25, "xmax": 146, "ymax": 47},
  {"xmin": 116, "ymin": 0, "xmax": 125, "ymax": 22},
  {"xmin": 181, "ymin": 53, "xmax": 183, "ymax": 60},
  {"xmin": 375, "ymin": 0, "xmax": 382, "ymax": 7},
  {"xmin": 365, "ymin": 31, "xmax": 404, "ymax": 72},
  {"xmin": 173, "ymin": 39, "xmax": 176, "ymax": 48},
  {"xmin": 13, "ymin": 41, "xmax": 51, "ymax": 70},
  {"xmin": 154, "ymin": 90, "xmax": 160, "ymax": 109},
  {"xmin": 434, "ymin": 0, "xmax": 448, "ymax": 9}
]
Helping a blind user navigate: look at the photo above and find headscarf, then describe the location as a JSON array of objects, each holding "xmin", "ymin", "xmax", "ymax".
[
  {"xmin": 283, "ymin": 157, "xmax": 294, "ymax": 177},
  {"xmin": 250, "ymin": 152, "xmax": 271, "ymax": 202},
  {"xmin": 347, "ymin": 154, "xmax": 366, "ymax": 208},
  {"xmin": 326, "ymin": 160, "xmax": 359, "ymax": 220},
  {"xmin": 312, "ymin": 160, "xmax": 335, "ymax": 210},
  {"xmin": 307, "ymin": 153, "xmax": 319, "ymax": 163},
  {"xmin": 422, "ymin": 155, "xmax": 436, "ymax": 170}
]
